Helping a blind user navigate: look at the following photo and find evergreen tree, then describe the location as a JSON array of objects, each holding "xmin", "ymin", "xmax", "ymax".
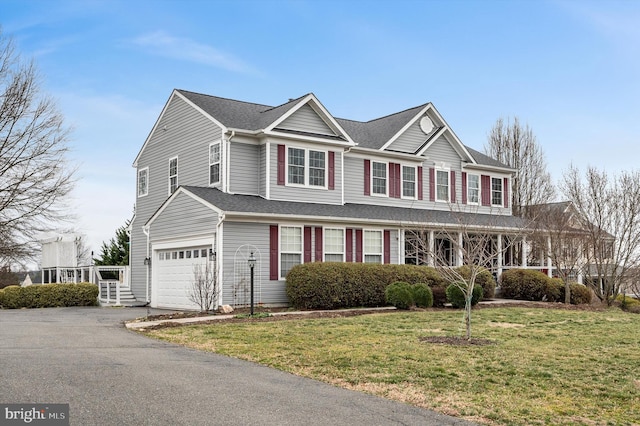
[{"xmin": 94, "ymin": 220, "xmax": 130, "ymax": 266}]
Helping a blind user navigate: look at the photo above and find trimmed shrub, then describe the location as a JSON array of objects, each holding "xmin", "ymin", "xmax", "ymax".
[
  {"xmin": 0, "ymin": 283, "xmax": 98, "ymax": 309},
  {"xmin": 456, "ymin": 266, "xmax": 496, "ymax": 299},
  {"xmin": 411, "ymin": 283, "xmax": 433, "ymax": 308},
  {"xmin": 385, "ymin": 282, "xmax": 414, "ymax": 310},
  {"xmin": 500, "ymin": 269, "xmax": 550, "ymax": 301},
  {"xmin": 546, "ymin": 278, "xmax": 564, "ymax": 302},
  {"xmin": 446, "ymin": 282, "xmax": 483, "ymax": 308},
  {"xmin": 559, "ymin": 282, "xmax": 592, "ymax": 305},
  {"xmin": 431, "ymin": 285, "xmax": 447, "ymax": 307},
  {"xmin": 285, "ymin": 263, "xmax": 445, "ymax": 310}
]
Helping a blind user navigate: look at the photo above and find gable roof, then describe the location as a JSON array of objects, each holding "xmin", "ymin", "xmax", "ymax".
[{"xmin": 162, "ymin": 186, "xmax": 527, "ymax": 230}]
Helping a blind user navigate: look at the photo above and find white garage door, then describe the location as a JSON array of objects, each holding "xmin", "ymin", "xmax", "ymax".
[{"xmin": 154, "ymin": 246, "xmax": 210, "ymax": 310}]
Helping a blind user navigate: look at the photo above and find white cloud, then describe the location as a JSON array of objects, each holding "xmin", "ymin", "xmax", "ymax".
[{"xmin": 129, "ymin": 30, "xmax": 255, "ymax": 73}]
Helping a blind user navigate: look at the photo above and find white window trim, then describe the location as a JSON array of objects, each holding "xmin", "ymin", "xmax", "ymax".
[
  {"xmin": 491, "ymin": 177, "xmax": 503, "ymax": 207},
  {"xmin": 371, "ymin": 160, "xmax": 388, "ymax": 197},
  {"xmin": 363, "ymin": 229, "xmax": 383, "ymax": 264},
  {"xmin": 279, "ymin": 225, "xmax": 303, "ymax": 280},
  {"xmin": 209, "ymin": 141, "xmax": 221, "ymax": 186},
  {"xmin": 285, "ymin": 146, "xmax": 328, "ymax": 189},
  {"xmin": 168, "ymin": 156, "xmax": 178, "ymax": 195},
  {"xmin": 467, "ymin": 173, "xmax": 480, "ymax": 205},
  {"xmin": 401, "ymin": 164, "xmax": 417, "ymax": 200},
  {"xmin": 138, "ymin": 167, "xmax": 149, "ymax": 197},
  {"xmin": 435, "ymin": 168, "xmax": 450, "ymax": 203},
  {"xmin": 323, "ymin": 227, "xmax": 345, "ymax": 262}
]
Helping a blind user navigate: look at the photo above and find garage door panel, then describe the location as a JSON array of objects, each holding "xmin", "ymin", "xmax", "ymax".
[{"xmin": 154, "ymin": 246, "xmax": 210, "ymax": 310}]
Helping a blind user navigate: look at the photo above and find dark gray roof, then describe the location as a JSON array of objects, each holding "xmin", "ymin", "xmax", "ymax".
[
  {"xmin": 177, "ymin": 89, "xmax": 509, "ymax": 169},
  {"xmin": 183, "ymin": 186, "xmax": 527, "ymax": 230}
]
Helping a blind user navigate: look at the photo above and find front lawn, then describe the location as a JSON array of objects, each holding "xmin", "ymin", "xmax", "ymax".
[{"xmin": 145, "ymin": 307, "xmax": 640, "ymax": 425}]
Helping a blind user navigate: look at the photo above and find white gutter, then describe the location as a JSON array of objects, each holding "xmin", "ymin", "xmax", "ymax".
[
  {"xmin": 215, "ymin": 212, "xmax": 225, "ymax": 307},
  {"xmin": 142, "ymin": 225, "xmax": 150, "ymax": 304},
  {"xmin": 225, "ymin": 130, "xmax": 235, "ymax": 193}
]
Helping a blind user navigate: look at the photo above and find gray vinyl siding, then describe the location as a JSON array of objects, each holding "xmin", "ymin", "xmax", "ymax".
[
  {"xmin": 277, "ymin": 104, "xmax": 335, "ymax": 136},
  {"xmin": 387, "ymin": 119, "xmax": 437, "ymax": 154},
  {"xmin": 130, "ymin": 94, "xmax": 223, "ymax": 299},
  {"xmin": 268, "ymin": 144, "xmax": 343, "ymax": 204},
  {"xmin": 150, "ymin": 192, "xmax": 218, "ymax": 240},
  {"xmin": 229, "ymin": 142, "xmax": 260, "ymax": 194},
  {"xmin": 220, "ymin": 222, "xmax": 286, "ymax": 305},
  {"xmin": 259, "ymin": 144, "xmax": 267, "ymax": 197}
]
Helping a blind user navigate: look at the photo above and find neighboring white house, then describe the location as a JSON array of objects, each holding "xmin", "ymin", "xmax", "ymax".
[
  {"xmin": 130, "ymin": 89, "xmax": 533, "ymax": 310},
  {"xmin": 39, "ymin": 233, "xmax": 90, "ymax": 283}
]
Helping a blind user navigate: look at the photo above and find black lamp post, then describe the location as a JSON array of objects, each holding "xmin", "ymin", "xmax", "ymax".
[{"xmin": 248, "ymin": 252, "xmax": 256, "ymax": 316}]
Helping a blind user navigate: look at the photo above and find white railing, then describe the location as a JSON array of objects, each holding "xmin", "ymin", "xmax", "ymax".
[
  {"xmin": 99, "ymin": 280, "xmax": 121, "ymax": 305},
  {"xmin": 95, "ymin": 266, "xmax": 130, "ymax": 305}
]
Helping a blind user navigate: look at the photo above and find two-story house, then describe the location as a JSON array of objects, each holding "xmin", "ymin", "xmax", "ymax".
[{"xmin": 131, "ymin": 90, "xmax": 525, "ymax": 310}]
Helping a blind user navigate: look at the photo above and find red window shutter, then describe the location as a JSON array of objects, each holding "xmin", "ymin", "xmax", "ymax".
[
  {"xmin": 395, "ymin": 163, "xmax": 401, "ymax": 198},
  {"xmin": 384, "ymin": 230, "xmax": 391, "ymax": 264},
  {"xmin": 481, "ymin": 175, "xmax": 491, "ymax": 206},
  {"xmin": 346, "ymin": 229, "xmax": 353, "ymax": 262},
  {"xmin": 417, "ymin": 166, "xmax": 423, "ymax": 200},
  {"xmin": 388, "ymin": 163, "xmax": 395, "ymax": 198},
  {"xmin": 328, "ymin": 151, "xmax": 335, "ymax": 190},
  {"xmin": 450, "ymin": 171, "xmax": 456, "ymax": 203},
  {"xmin": 504, "ymin": 177, "xmax": 509, "ymax": 208},
  {"xmin": 429, "ymin": 167, "xmax": 435, "ymax": 201},
  {"xmin": 304, "ymin": 226, "xmax": 312, "ymax": 263},
  {"xmin": 277, "ymin": 144, "xmax": 285, "ymax": 185},
  {"xmin": 315, "ymin": 227, "xmax": 323, "ymax": 262},
  {"xmin": 355, "ymin": 229, "xmax": 363, "ymax": 262},
  {"xmin": 461, "ymin": 172, "xmax": 467, "ymax": 204},
  {"xmin": 364, "ymin": 160, "xmax": 370, "ymax": 196},
  {"xmin": 269, "ymin": 225, "xmax": 279, "ymax": 280}
]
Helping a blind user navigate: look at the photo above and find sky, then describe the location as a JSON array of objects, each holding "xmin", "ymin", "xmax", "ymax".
[{"xmin": 3, "ymin": 0, "xmax": 639, "ymax": 258}]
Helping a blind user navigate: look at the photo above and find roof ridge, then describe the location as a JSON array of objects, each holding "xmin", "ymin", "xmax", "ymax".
[
  {"xmin": 336, "ymin": 103, "xmax": 430, "ymax": 124},
  {"xmin": 176, "ymin": 89, "xmax": 274, "ymax": 109},
  {"xmin": 259, "ymin": 93, "xmax": 310, "ymax": 113}
]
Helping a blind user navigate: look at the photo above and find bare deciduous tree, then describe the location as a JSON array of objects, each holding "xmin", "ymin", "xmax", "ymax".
[
  {"xmin": 0, "ymin": 30, "xmax": 74, "ymax": 264},
  {"xmin": 527, "ymin": 202, "xmax": 589, "ymax": 303},
  {"xmin": 561, "ymin": 165, "xmax": 640, "ymax": 304},
  {"xmin": 188, "ymin": 259, "xmax": 219, "ymax": 312},
  {"xmin": 485, "ymin": 117, "xmax": 555, "ymax": 216}
]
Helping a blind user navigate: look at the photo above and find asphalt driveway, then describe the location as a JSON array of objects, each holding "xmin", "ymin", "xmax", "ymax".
[{"xmin": 0, "ymin": 307, "xmax": 475, "ymax": 425}]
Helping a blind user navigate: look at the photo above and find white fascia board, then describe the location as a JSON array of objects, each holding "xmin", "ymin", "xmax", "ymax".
[
  {"xmin": 462, "ymin": 162, "xmax": 517, "ymax": 174},
  {"xmin": 264, "ymin": 94, "xmax": 356, "ymax": 145},
  {"xmin": 133, "ymin": 90, "xmax": 229, "ymax": 168},
  {"xmin": 417, "ymin": 104, "xmax": 476, "ymax": 164},
  {"xmin": 223, "ymin": 211, "xmax": 525, "ymax": 233},
  {"xmin": 415, "ymin": 126, "xmax": 448, "ymax": 156},
  {"xmin": 379, "ymin": 103, "xmax": 432, "ymax": 151},
  {"xmin": 145, "ymin": 187, "xmax": 224, "ymax": 228},
  {"xmin": 263, "ymin": 130, "xmax": 354, "ymax": 147},
  {"xmin": 347, "ymin": 146, "xmax": 425, "ymax": 164}
]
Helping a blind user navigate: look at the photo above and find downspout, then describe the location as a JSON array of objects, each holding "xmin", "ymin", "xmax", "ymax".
[
  {"xmin": 142, "ymin": 225, "xmax": 150, "ymax": 304},
  {"xmin": 215, "ymin": 212, "xmax": 226, "ymax": 307},
  {"xmin": 225, "ymin": 130, "xmax": 235, "ymax": 193}
]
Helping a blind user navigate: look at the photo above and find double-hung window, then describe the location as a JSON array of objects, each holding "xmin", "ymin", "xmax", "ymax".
[
  {"xmin": 280, "ymin": 226, "xmax": 302, "ymax": 278},
  {"xmin": 491, "ymin": 177, "xmax": 503, "ymax": 206},
  {"xmin": 372, "ymin": 161, "xmax": 387, "ymax": 195},
  {"xmin": 436, "ymin": 169, "xmax": 449, "ymax": 202},
  {"xmin": 209, "ymin": 142, "xmax": 221, "ymax": 185},
  {"xmin": 287, "ymin": 147, "xmax": 326, "ymax": 187},
  {"xmin": 168, "ymin": 157, "xmax": 178, "ymax": 194},
  {"xmin": 402, "ymin": 165, "xmax": 416, "ymax": 198},
  {"xmin": 467, "ymin": 174, "xmax": 479, "ymax": 204},
  {"xmin": 324, "ymin": 228, "xmax": 344, "ymax": 262},
  {"xmin": 138, "ymin": 167, "xmax": 148, "ymax": 197},
  {"xmin": 364, "ymin": 230, "xmax": 383, "ymax": 263}
]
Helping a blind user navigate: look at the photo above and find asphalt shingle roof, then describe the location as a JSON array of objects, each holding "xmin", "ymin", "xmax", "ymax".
[{"xmin": 183, "ymin": 186, "xmax": 527, "ymax": 230}]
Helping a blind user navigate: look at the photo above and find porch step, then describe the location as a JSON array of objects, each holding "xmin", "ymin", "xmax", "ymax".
[{"xmin": 99, "ymin": 285, "xmax": 140, "ymax": 306}]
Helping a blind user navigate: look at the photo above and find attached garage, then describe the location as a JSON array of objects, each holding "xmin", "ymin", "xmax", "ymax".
[{"xmin": 151, "ymin": 238, "xmax": 214, "ymax": 310}]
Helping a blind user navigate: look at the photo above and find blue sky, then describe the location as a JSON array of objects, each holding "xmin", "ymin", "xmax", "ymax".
[{"xmin": 3, "ymin": 0, "xmax": 639, "ymax": 255}]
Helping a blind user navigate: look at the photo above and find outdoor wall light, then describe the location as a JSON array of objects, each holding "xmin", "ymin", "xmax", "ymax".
[
  {"xmin": 143, "ymin": 257, "xmax": 151, "ymax": 266},
  {"xmin": 209, "ymin": 248, "xmax": 216, "ymax": 261}
]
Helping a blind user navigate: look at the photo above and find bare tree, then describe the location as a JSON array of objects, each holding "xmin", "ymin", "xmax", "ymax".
[
  {"xmin": 485, "ymin": 117, "xmax": 555, "ymax": 216},
  {"xmin": 0, "ymin": 30, "xmax": 74, "ymax": 264},
  {"xmin": 188, "ymin": 259, "xmax": 219, "ymax": 312},
  {"xmin": 527, "ymin": 202, "xmax": 589, "ymax": 303},
  {"xmin": 407, "ymin": 206, "xmax": 524, "ymax": 340},
  {"xmin": 561, "ymin": 165, "xmax": 640, "ymax": 305}
]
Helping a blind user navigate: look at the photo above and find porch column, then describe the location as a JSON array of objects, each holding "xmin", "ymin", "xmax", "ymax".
[
  {"xmin": 497, "ymin": 234, "xmax": 503, "ymax": 278},
  {"xmin": 457, "ymin": 232, "xmax": 463, "ymax": 267},
  {"xmin": 546, "ymin": 236, "xmax": 553, "ymax": 277},
  {"xmin": 521, "ymin": 236, "xmax": 528, "ymax": 268},
  {"xmin": 428, "ymin": 230, "xmax": 434, "ymax": 267}
]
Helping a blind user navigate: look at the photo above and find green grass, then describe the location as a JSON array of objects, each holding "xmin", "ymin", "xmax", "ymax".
[{"xmin": 146, "ymin": 307, "xmax": 640, "ymax": 425}]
